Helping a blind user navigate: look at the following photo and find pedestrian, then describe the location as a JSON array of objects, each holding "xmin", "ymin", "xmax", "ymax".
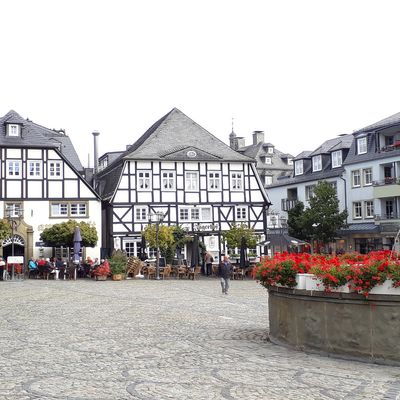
[
  {"xmin": 218, "ymin": 254, "xmax": 233, "ymax": 295},
  {"xmin": 204, "ymin": 251, "xmax": 214, "ymax": 276},
  {"xmin": 0, "ymin": 257, "xmax": 5, "ymax": 280}
]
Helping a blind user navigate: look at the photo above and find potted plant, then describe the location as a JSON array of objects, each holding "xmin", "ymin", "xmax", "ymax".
[
  {"xmin": 93, "ymin": 260, "xmax": 110, "ymax": 281},
  {"xmin": 109, "ymin": 250, "xmax": 127, "ymax": 281}
]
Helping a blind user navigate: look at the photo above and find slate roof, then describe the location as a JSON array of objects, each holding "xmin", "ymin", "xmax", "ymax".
[
  {"xmin": 309, "ymin": 134, "xmax": 353, "ymax": 156},
  {"xmin": 355, "ymin": 111, "xmax": 400, "ymax": 133},
  {"xmin": 0, "ymin": 110, "xmax": 83, "ymax": 172},
  {"xmin": 337, "ymin": 223, "xmax": 380, "ymax": 234},
  {"xmin": 96, "ymin": 108, "xmax": 256, "ymax": 198},
  {"xmin": 293, "ymin": 151, "xmax": 312, "ymax": 161}
]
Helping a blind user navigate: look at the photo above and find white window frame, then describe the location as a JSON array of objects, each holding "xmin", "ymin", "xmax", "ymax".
[
  {"xmin": 8, "ymin": 124, "xmax": 20, "ymax": 137},
  {"xmin": 28, "ymin": 160, "xmax": 42, "ymax": 178},
  {"xmin": 331, "ymin": 150, "xmax": 342, "ymax": 168},
  {"xmin": 135, "ymin": 207, "xmax": 148, "ymax": 222},
  {"xmin": 51, "ymin": 203, "xmax": 68, "ymax": 217},
  {"xmin": 70, "ymin": 203, "xmax": 87, "ymax": 217},
  {"xmin": 191, "ymin": 208, "xmax": 200, "ymax": 221},
  {"xmin": 201, "ymin": 207, "xmax": 212, "ymax": 221},
  {"xmin": 236, "ymin": 206, "xmax": 247, "ymax": 221},
  {"xmin": 48, "ymin": 161, "xmax": 63, "ymax": 178},
  {"xmin": 185, "ymin": 171, "xmax": 199, "ymax": 192},
  {"xmin": 7, "ymin": 160, "xmax": 21, "ymax": 178},
  {"xmin": 312, "ymin": 155, "xmax": 322, "ymax": 172},
  {"xmin": 230, "ymin": 171, "xmax": 244, "ymax": 191},
  {"xmin": 179, "ymin": 208, "xmax": 189, "ymax": 221},
  {"xmin": 267, "ymin": 147, "xmax": 274, "ymax": 154},
  {"xmin": 352, "ymin": 170, "xmax": 361, "ymax": 187},
  {"xmin": 363, "ymin": 168, "xmax": 372, "ymax": 186},
  {"xmin": 364, "ymin": 200, "xmax": 374, "ymax": 219},
  {"xmin": 5, "ymin": 203, "xmax": 23, "ymax": 218},
  {"xmin": 137, "ymin": 170, "xmax": 152, "ymax": 191},
  {"xmin": 287, "ymin": 158, "xmax": 293, "ymax": 166},
  {"xmin": 357, "ymin": 137, "xmax": 367, "ymax": 154},
  {"xmin": 294, "ymin": 160, "xmax": 303, "ymax": 175},
  {"xmin": 265, "ymin": 176, "xmax": 273, "ymax": 186},
  {"xmin": 305, "ymin": 185, "xmax": 315, "ymax": 201},
  {"xmin": 208, "ymin": 171, "xmax": 221, "ymax": 191},
  {"xmin": 265, "ymin": 157, "xmax": 272, "ymax": 165},
  {"xmin": 161, "ymin": 171, "xmax": 175, "ymax": 191},
  {"xmin": 353, "ymin": 201, "xmax": 362, "ymax": 219}
]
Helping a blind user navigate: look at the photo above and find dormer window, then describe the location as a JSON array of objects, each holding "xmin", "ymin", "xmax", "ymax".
[
  {"xmin": 7, "ymin": 124, "xmax": 20, "ymax": 137},
  {"xmin": 267, "ymin": 147, "xmax": 274, "ymax": 154},
  {"xmin": 331, "ymin": 150, "xmax": 342, "ymax": 168},
  {"xmin": 265, "ymin": 157, "xmax": 272, "ymax": 165},
  {"xmin": 287, "ymin": 158, "xmax": 293, "ymax": 165},
  {"xmin": 312, "ymin": 155, "xmax": 322, "ymax": 172},
  {"xmin": 294, "ymin": 160, "xmax": 303, "ymax": 175},
  {"xmin": 357, "ymin": 136, "xmax": 367, "ymax": 154}
]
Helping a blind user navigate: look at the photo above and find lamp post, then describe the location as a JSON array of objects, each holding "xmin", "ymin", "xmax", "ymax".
[
  {"xmin": 270, "ymin": 214, "xmax": 277, "ymax": 255},
  {"xmin": 148, "ymin": 211, "xmax": 165, "ymax": 280},
  {"xmin": 5, "ymin": 205, "xmax": 23, "ymax": 280},
  {"xmin": 279, "ymin": 215, "xmax": 287, "ymax": 253}
]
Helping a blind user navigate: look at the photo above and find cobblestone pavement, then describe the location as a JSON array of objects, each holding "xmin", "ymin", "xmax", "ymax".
[{"xmin": 0, "ymin": 278, "xmax": 399, "ymax": 400}]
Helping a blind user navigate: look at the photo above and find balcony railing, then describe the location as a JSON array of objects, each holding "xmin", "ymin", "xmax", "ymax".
[
  {"xmin": 281, "ymin": 198, "xmax": 298, "ymax": 211},
  {"xmin": 375, "ymin": 213, "xmax": 400, "ymax": 221},
  {"xmin": 380, "ymin": 141, "xmax": 400, "ymax": 152},
  {"xmin": 372, "ymin": 177, "xmax": 400, "ymax": 186}
]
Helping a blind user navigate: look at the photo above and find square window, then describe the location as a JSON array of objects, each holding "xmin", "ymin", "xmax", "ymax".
[
  {"xmin": 179, "ymin": 208, "xmax": 189, "ymax": 221},
  {"xmin": 135, "ymin": 207, "xmax": 147, "ymax": 221},
  {"xmin": 236, "ymin": 207, "xmax": 247, "ymax": 220},
  {"xmin": 28, "ymin": 161, "xmax": 42, "ymax": 177},
  {"xmin": 8, "ymin": 124, "xmax": 20, "ymax": 137},
  {"xmin": 191, "ymin": 208, "xmax": 200, "ymax": 220},
  {"xmin": 49, "ymin": 161, "xmax": 62, "ymax": 178},
  {"xmin": 7, "ymin": 160, "xmax": 21, "ymax": 177}
]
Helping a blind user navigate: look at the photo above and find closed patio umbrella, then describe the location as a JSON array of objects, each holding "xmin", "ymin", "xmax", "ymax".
[
  {"xmin": 73, "ymin": 226, "xmax": 82, "ymax": 280},
  {"xmin": 140, "ymin": 234, "xmax": 147, "ymax": 261},
  {"xmin": 239, "ymin": 236, "xmax": 247, "ymax": 268}
]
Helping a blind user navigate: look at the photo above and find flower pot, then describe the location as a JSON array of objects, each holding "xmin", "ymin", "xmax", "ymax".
[
  {"xmin": 96, "ymin": 275, "xmax": 107, "ymax": 281},
  {"xmin": 332, "ymin": 284, "xmax": 351, "ymax": 293},
  {"xmin": 369, "ymin": 279, "xmax": 400, "ymax": 295},
  {"xmin": 112, "ymin": 274, "xmax": 123, "ymax": 281},
  {"xmin": 296, "ymin": 273, "xmax": 309, "ymax": 289},
  {"xmin": 305, "ymin": 274, "xmax": 324, "ymax": 291}
]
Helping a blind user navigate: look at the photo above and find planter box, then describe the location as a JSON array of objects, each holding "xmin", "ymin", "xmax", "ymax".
[
  {"xmin": 96, "ymin": 275, "xmax": 107, "ymax": 281},
  {"xmin": 370, "ymin": 279, "xmax": 400, "ymax": 295},
  {"xmin": 112, "ymin": 274, "xmax": 123, "ymax": 281},
  {"xmin": 296, "ymin": 273, "xmax": 310, "ymax": 289},
  {"xmin": 305, "ymin": 274, "xmax": 324, "ymax": 291}
]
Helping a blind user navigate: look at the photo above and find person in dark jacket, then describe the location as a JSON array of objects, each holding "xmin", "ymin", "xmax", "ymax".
[{"xmin": 218, "ymin": 255, "xmax": 233, "ymax": 295}]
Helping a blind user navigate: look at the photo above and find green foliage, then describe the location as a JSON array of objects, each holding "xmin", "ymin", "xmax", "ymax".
[
  {"xmin": 109, "ymin": 249, "xmax": 128, "ymax": 275},
  {"xmin": 222, "ymin": 223, "xmax": 257, "ymax": 249},
  {"xmin": 287, "ymin": 181, "xmax": 348, "ymax": 249},
  {"xmin": 144, "ymin": 224, "xmax": 175, "ymax": 260},
  {"xmin": 40, "ymin": 220, "xmax": 98, "ymax": 247},
  {"xmin": 0, "ymin": 219, "xmax": 12, "ymax": 241}
]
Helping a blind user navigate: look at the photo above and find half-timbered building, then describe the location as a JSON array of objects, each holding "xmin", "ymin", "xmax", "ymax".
[
  {"xmin": 96, "ymin": 108, "xmax": 270, "ymax": 263},
  {"xmin": 0, "ymin": 110, "xmax": 101, "ymax": 262}
]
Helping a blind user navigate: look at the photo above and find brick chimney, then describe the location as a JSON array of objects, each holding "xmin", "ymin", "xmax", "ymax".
[{"xmin": 252, "ymin": 130, "xmax": 264, "ymax": 145}]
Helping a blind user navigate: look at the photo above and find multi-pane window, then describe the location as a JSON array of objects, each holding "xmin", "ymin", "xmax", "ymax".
[
  {"xmin": 363, "ymin": 168, "xmax": 372, "ymax": 186},
  {"xmin": 265, "ymin": 157, "xmax": 272, "ymax": 165},
  {"xmin": 268, "ymin": 147, "xmax": 274, "ymax": 154},
  {"xmin": 5, "ymin": 203, "xmax": 22, "ymax": 218},
  {"xmin": 135, "ymin": 207, "xmax": 147, "ymax": 221},
  {"xmin": 51, "ymin": 203, "xmax": 68, "ymax": 217},
  {"xmin": 70, "ymin": 203, "xmax": 87, "ymax": 216},
  {"xmin": 294, "ymin": 160, "xmax": 303, "ymax": 175},
  {"xmin": 124, "ymin": 242, "xmax": 135, "ymax": 257},
  {"xmin": 161, "ymin": 171, "xmax": 175, "ymax": 190},
  {"xmin": 138, "ymin": 171, "xmax": 151, "ymax": 190},
  {"xmin": 28, "ymin": 161, "xmax": 42, "ymax": 177},
  {"xmin": 7, "ymin": 161, "xmax": 21, "ymax": 177},
  {"xmin": 364, "ymin": 201, "xmax": 374, "ymax": 218},
  {"xmin": 49, "ymin": 161, "xmax": 62, "ymax": 177},
  {"xmin": 185, "ymin": 172, "xmax": 198, "ymax": 191},
  {"xmin": 305, "ymin": 185, "xmax": 315, "ymax": 200},
  {"xmin": 331, "ymin": 150, "xmax": 342, "ymax": 168},
  {"xmin": 352, "ymin": 170, "xmax": 361, "ymax": 187},
  {"xmin": 201, "ymin": 207, "xmax": 212, "ymax": 221},
  {"xmin": 50, "ymin": 202, "xmax": 87, "ymax": 217},
  {"xmin": 236, "ymin": 206, "xmax": 247, "ymax": 221},
  {"xmin": 208, "ymin": 171, "xmax": 221, "ymax": 190},
  {"xmin": 231, "ymin": 172, "xmax": 243, "ymax": 190},
  {"xmin": 191, "ymin": 208, "xmax": 200, "ymax": 220},
  {"xmin": 386, "ymin": 200, "xmax": 394, "ymax": 219},
  {"xmin": 353, "ymin": 202, "xmax": 362, "ymax": 219},
  {"xmin": 312, "ymin": 155, "xmax": 322, "ymax": 172},
  {"xmin": 8, "ymin": 124, "xmax": 19, "ymax": 137},
  {"xmin": 357, "ymin": 137, "xmax": 367, "ymax": 154},
  {"xmin": 179, "ymin": 208, "xmax": 189, "ymax": 220}
]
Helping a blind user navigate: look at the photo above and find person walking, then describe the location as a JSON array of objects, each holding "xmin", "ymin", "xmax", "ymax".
[{"xmin": 218, "ymin": 255, "xmax": 233, "ymax": 295}]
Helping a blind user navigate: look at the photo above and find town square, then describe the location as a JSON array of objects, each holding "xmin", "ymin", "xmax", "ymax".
[{"xmin": 1, "ymin": 278, "xmax": 400, "ymax": 400}]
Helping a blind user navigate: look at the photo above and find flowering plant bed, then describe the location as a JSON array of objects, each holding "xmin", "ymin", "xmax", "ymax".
[{"xmin": 254, "ymin": 251, "xmax": 400, "ymax": 296}]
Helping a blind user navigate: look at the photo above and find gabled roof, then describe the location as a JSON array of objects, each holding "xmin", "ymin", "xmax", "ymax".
[
  {"xmin": 0, "ymin": 110, "xmax": 83, "ymax": 171},
  {"xmin": 355, "ymin": 111, "xmax": 400, "ymax": 133},
  {"xmin": 293, "ymin": 151, "xmax": 312, "ymax": 161},
  {"xmin": 122, "ymin": 108, "xmax": 253, "ymax": 162}
]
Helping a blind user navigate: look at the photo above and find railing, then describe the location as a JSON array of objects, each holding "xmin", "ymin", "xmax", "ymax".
[
  {"xmin": 281, "ymin": 199, "xmax": 298, "ymax": 211},
  {"xmin": 379, "ymin": 141, "xmax": 400, "ymax": 152},
  {"xmin": 375, "ymin": 213, "xmax": 400, "ymax": 221},
  {"xmin": 372, "ymin": 177, "xmax": 400, "ymax": 186}
]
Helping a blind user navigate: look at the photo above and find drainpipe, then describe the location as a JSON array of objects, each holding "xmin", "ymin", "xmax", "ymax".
[
  {"xmin": 92, "ymin": 130, "xmax": 100, "ymax": 189},
  {"xmin": 340, "ymin": 175, "xmax": 349, "ymax": 250}
]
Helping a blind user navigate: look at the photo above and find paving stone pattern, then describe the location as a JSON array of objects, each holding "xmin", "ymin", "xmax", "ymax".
[{"xmin": 0, "ymin": 279, "xmax": 399, "ymax": 400}]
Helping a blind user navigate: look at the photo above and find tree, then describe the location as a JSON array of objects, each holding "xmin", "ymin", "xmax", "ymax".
[
  {"xmin": 143, "ymin": 224, "xmax": 175, "ymax": 260},
  {"xmin": 222, "ymin": 223, "xmax": 258, "ymax": 249},
  {"xmin": 0, "ymin": 219, "xmax": 12, "ymax": 242},
  {"xmin": 288, "ymin": 181, "xmax": 347, "ymax": 252},
  {"xmin": 40, "ymin": 220, "xmax": 98, "ymax": 247}
]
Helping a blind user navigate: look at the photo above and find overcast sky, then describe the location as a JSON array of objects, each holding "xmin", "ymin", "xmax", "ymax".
[{"xmin": 1, "ymin": 0, "xmax": 399, "ymax": 166}]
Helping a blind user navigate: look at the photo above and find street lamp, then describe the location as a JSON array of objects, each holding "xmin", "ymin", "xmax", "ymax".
[
  {"xmin": 279, "ymin": 215, "xmax": 287, "ymax": 253},
  {"xmin": 5, "ymin": 204, "xmax": 24, "ymax": 280},
  {"xmin": 148, "ymin": 211, "xmax": 165, "ymax": 280}
]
